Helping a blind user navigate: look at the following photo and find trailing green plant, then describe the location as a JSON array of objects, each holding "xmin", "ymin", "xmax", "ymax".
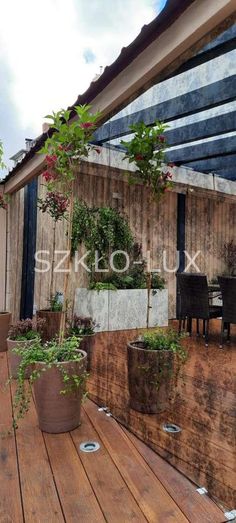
[
  {"xmin": 90, "ymin": 269, "xmax": 165, "ymax": 291},
  {"xmin": 67, "ymin": 315, "xmax": 97, "ymax": 336},
  {"xmin": 8, "ymin": 318, "xmax": 44, "ymax": 342},
  {"xmin": 142, "ymin": 329, "xmax": 185, "ymax": 356},
  {"xmin": 72, "ymin": 200, "xmax": 134, "ymax": 272},
  {"xmin": 88, "ymin": 281, "xmax": 118, "ymax": 291},
  {"xmin": 135, "ymin": 329, "xmax": 187, "ymax": 390},
  {"xmin": 10, "ymin": 336, "xmax": 87, "ymax": 429},
  {"xmin": 121, "ymin": 121, "xmax": 173, "ymax": 199}
]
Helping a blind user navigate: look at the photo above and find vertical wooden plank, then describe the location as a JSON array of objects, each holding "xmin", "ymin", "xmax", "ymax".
[
  {"xmin": 12, "ymin": 388, "xmax": 64, "ymax": 523},
  {"xmin": 0, "ymin": 353, "xmax": 24, "ymax": 522}
]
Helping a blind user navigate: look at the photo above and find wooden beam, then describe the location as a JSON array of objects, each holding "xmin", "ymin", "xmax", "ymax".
[
  {"xmin": 167, "ymin": 135, "xmax": 236, "ymax": 163},
  {"xmin": 183, "ymin": 153, "xmax": 236, "ymax": 172},
  {"xmin": 4, "ymin": 154, "xmax": 45, "ymax": 194},
  {"xmin": 94, "ymin": 76, "xmax": 236, "ymax": 143},
  {"xmin": 165, "ymin": 111, "xmax": 236, "ymax": 147}
]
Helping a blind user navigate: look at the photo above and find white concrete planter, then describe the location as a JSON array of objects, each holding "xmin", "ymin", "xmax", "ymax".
[{"xmin": 74, "ymin": 288, "xmax": 168, "ymax": 332}]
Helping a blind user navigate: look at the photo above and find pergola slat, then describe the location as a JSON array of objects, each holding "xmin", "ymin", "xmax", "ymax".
[
  {"xmin": 165, "ymin": 33, "xmax": 236, "ymax": 78},
  {"xmin": 93, "ymin": 75, "xmax": 236, "ymax": 143},
  {"xmin": 165, "ymin": 111, "xmax": 236, "ymax": 147},
  {"xmin": 182, "ymin": 153, "xmax": 236, "ymax": 174},
  {"xmin": 167, "ymin": 135, "xmax": 236, "ymax": 163}
]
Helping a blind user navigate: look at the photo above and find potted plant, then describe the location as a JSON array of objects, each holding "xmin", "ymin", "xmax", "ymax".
[
  {"xmin": 127, "ymin": 329, "xmax": 187, "ymax": 414},
  {"xmin": 37, "ymin": 291, "xmax": 64, "ymax": 342},
  {"xmin": 12, "ymin": 336, "xmax": 87, "ymax": 433},
  {"xmin": 67, "ymin": 315, "xmax": 97, "ymax": 371},
  {"xmin": 7, "ymin": 318, "xmax": 43, "ymax": 378},
  {"xmin": 0, "ymin": 311, "xmax": 12, "ymax": 352}
]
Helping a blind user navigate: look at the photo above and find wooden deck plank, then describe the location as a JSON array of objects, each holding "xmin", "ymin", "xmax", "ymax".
[
  {"xmin": 84, "ymin": 400, "xmax": 189, "ymax": 523},
  {"xmin": 71, "ymin": 408, "xmax": 147, "ymax": 522},
  {"xmin": 44, "ymin": 432, "xmax": 106, "ymax": 523},
  {"xmin": 88, "ymin": 323, "xmax": 236, "ymax": 508},
  {"xmin": 11, "ymin": 384, "xmax": 65, "ymax": 523},
  {"xmin": 123, "ymin": 426, "xmax": 226, "ymax": 523},
  {"xmin": 0, "ymin": 353, "xmax": 24, "ymax": 523}
]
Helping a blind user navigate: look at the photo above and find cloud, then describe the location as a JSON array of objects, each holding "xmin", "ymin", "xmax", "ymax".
[{"xmin": 0, "ymin": 0, "xmax": 162, "ymax": 138}]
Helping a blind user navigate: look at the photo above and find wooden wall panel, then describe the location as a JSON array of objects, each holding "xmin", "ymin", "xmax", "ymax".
[
  {"xmin": 7, "ymin": 163, "xmax": 236, "ymax": 323},
  {"xmin": 185, "ymin": 194, "xmax": 236, "ymax": 279},
  {"xmin": 87, "ymin": 320, "xmax": 236, "ymax": 509},
  {"xmin": 34, "ymin": 164, "xmax": 178, "ymax": 317}
]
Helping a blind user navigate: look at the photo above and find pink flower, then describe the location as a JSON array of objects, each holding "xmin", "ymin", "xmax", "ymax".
[
  {"xmin": 45, "ymin": 154, "xmax": 57, "ymax": 166},
  {"xmin": 80, "ymin": 122, "xmax": 94, "ymax": 129},
  {"xmin": 159, "ymin": 135, "xmax": 166, "ymax": 143},
  {"xmin": 135, "ymin": 154, "xmax": 144, "ymax": 161},
  {"xmin": 42, "ymin": 170, "xmax": 57, "ymax": 182}
]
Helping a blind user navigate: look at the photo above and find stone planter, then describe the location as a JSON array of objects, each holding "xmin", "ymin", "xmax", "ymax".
[
  {"xmin": 36, "ymin": 310, "xmax": 64, "ymax": 342},
  {"xmin": 0, "ymin": 312, "xmax": 11, "ymax": 352},
  {"xmin": 7, "ymin": 338, "xmax": 35, "ymax": 379},
  {"xmin": 74, "ymin": 288, "xmax": 168, "ymax": 332},
  {"xmin": 33, "ymin": 349, "xmax": 87, "ymax": 433},
  {"xmin": 127, "ymin": 340, "xmax": 174, "ymax": 414},
  {"xmin": 79, "ymin": 334, "xmax": 95, "ymax": 372}
]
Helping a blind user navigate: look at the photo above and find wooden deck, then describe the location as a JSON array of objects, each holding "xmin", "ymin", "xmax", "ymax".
[
  {"xmin": 88, "ymin": 320, "xmax": 236, "ymax": 509},
  {"xmin": 0, "ymin": 352, "xmax": 226, "ymax": 523}
]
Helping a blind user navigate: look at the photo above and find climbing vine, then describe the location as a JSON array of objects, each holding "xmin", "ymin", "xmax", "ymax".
[
  {"xmin": 72, "ymin": 199, "xmax": 134, "ymax": 274},
  {"xmin": 121, "ymin": 121, "xmax": 173, "ymax": 199}
]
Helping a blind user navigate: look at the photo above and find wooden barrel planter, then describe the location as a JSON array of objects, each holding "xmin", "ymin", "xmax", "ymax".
[
  {"xmin": 36, "ymin": 310, "xmax": 64, "ymax": 342},
  {"xmin": 7, "ymin": 338, "xmax": 35, "ymax": 379},
  {"xmin": 0, "ymin": 312, "xmax": 11, "ymax": 352},
  {"xmin": 33, "ymin": 349, "xmax": 87, "ymax": 433},
  {"xmin": 127, "ymin": 340, "xmax": 174, "ymax": 414}
]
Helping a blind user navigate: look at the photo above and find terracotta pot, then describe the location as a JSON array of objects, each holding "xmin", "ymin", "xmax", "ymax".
[
  {"xmin": 33, "ymin": 349, "xmax": 87, "ymax": 433},
  {"xmin": 79, "ymin": 334, "xmax": 95, "ymax": 371},
  {"xmin": 127, "ymin": 341, "xmax": 174, "ymax": 414},
  {"xmin": 7, "ymin": 338, "xmax": 35, "ymax": 379},
  {"xmin": 0, "ymin": 312, "xmax": 11, "ymax": 352},
  {"xmin": 36, "ymin": 310, "xmax": 64, "ymax": 342}
]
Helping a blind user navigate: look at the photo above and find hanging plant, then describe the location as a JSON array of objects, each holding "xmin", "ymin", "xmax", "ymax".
[
  {"xmin": 121, "ymin": 121, "xmax": 173, "ymax": 199},
  {"xmin": 72, "ymin": 200, "xmax": 134, "ymax": 277}
]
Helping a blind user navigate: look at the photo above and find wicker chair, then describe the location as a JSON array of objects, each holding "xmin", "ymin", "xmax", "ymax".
[
  {"xmin": 177, "ymin": 273, "xmax": 222, "ymax": 346},
  {"xmin": 218, "ymin": 276, "xmax": 236, "ymax": 348}
]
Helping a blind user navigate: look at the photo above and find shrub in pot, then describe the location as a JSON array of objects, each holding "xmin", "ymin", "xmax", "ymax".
[
  {"xmin": 12, "ymin": 336, "xmax": 87, "ymax": 433},
  {"xmin": 67, "ymin": 315, "xmax": 97, "ymax": 371},
  {"xmin": 127, "ymin": 329, "xmax": 187, "ymax": 414},
  {"xmin": 0, "ymin": 312, "xmax": 12, "ymax": 352},
  {"xmin": 7, "ymin": 318, "xmax": 44, "ymax": 378},
  {"xmin": 37, "ymin": 292, "xmax": 64, "ymax": 342}
]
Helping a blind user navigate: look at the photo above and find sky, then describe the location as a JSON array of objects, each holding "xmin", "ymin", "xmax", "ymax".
[{"xmin": 0, "ymin": 0, "xmax": 166, "ymax": 176}]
